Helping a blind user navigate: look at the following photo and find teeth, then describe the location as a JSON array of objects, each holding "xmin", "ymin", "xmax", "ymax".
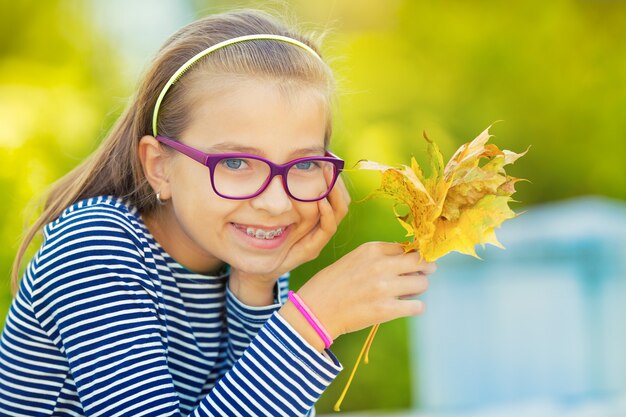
[{"xmin": 243, "ymin": 226, "xmax": 284, "ymax": 240}]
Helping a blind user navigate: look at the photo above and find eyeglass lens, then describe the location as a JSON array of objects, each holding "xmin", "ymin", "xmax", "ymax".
[{"xmin": 212, "ymin": 157, "xmax": 336, "ymax": 201}]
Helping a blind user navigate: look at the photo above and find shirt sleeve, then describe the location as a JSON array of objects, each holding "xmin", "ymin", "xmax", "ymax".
[
  {"xmin": 30, "ymin": 205, "xmax": 341, "ymax": 417},
  {"xmin": 194, "ymin": 312, "xmax": 342, "ymax": 416},
  {"xmin": 223, "ymin": 278, "xmax": 342, "ymax": 416},
  {"xmin": 31, "ymin": 206, "xmax": 180, "ymax": 417}
]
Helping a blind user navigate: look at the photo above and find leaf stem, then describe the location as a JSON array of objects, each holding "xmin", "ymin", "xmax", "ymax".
[
  {"xmin": 333, "ymin": 324, "xmax": 380, "ymax": 411},
  {"xmin": 363, "ymin": 324, "xmax": 379, "ymax": 364}
]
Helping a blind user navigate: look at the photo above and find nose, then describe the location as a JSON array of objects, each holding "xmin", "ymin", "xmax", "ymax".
[{"xmin": 249, "ymin": 175, "xmax": 293, "ymax": 215}]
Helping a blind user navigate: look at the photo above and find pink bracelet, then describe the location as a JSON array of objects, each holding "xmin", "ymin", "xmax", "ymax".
[{"xmin": 288, "ymin": 290, "xmax": 333, "ymax": 349}]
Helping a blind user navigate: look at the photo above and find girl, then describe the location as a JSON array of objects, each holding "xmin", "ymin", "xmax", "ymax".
[{"xmin": 0, "ymin": 9, "xmax": 435, "ymax": 417}]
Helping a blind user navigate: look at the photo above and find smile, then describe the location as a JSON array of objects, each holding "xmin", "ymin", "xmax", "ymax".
[{"xmin": 232, "ymin": 223, "xmax": 286, "ymax": 240}]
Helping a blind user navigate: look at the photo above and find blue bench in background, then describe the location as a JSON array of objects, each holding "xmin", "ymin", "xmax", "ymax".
[{"xmin": 410, "ymin": 196, "xmax": 626, "ymax": 413}]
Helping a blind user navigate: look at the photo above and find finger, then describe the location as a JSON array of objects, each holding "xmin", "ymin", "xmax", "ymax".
[
  {"xmin": 391, "ymin": 252, "xmax": 438, "ymax": 275},
  {"xmin": 380, "ymin": 299, "xmax": 426, "ymax": 322},
  {"xmin": 418, "ymin": 260, "xmax": 438, "ymax": 275},
  {"xmin": 360, "ymin": 241, "xmax": 405, "ymax": 257},
  {"xmin": 292, "ymin": 195, "xmax": 337, "ymax": 254},
  {"xmin": 326, "ymin": 176, "xmax": 350, "ymax": 222},
  {"xmin": 335, "ymin": 175, "xmax": 351, "ymax": 205},
  {"xmin": 400, "ymin": 299, "xmax": 426, "ymax": 316},
  {"xmin": 276, "ymin": 196, "xmax": 337, "ymax": 272},
  {"xmin": 391, "ymin": 275, "xmax": 429, "ymax": 298},
  {"xmin": 379, "ymin": 242, "xmax": 406, "ymax": 256},
  {"xmin": 328, "ymin": 176, "xmax": 350, "ymax": 203},
  {"xmin": 405, "ymin": 261, "xmax": 437, "ymax": 275},
  {"xmin": 342, "ymin": 181, "xmax": 352, "ymax": 207},
  {"xmin": 316, "ymin": 194, "xmax": 338, "ymax": 236}
]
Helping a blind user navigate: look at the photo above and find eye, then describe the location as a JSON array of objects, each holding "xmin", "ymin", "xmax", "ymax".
[
  {"xmin": 294, "ymin": 160, "xmax": 319, "ymax": 170},
  {"xmin": 221, "ymin": 158, "xmax": 247, "ymax": 170}
]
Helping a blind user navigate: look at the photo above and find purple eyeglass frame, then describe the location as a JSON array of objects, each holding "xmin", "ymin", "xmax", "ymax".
[{"xmin": 155, "ymin": 135, "xmax": 345, "ymax": 202}]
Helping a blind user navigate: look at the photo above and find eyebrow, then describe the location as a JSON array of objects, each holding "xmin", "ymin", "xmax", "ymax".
[{"xmin": 204, "ymin": 142, "xmax": 327, "ymax": 158}]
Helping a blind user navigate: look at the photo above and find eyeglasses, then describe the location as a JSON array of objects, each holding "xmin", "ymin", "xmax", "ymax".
[{"xmin": 155, "ymin": 135, "xmax": 345, "ymax": 202}]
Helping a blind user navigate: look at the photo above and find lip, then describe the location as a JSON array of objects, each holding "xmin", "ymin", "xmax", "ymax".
[
  {"xmin": 232, "ymin": 223, "xmax": 289, "ymax": 231},
  {"xmin": 230, "ymin": 222, "xmax": 291, "ymax": 250}
]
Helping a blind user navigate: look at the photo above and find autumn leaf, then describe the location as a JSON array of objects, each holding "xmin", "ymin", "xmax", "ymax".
[
  {"xmin": 358, "ymin": 125, "xmax": 527, "ymax": 260},
  {"xmin": 334, "ymin": 125, "xmax": 528, "ymax": 411}
]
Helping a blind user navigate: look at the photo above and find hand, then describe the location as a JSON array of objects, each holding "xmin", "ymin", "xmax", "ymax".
[
  {"xmin": 293, "ymin": 243, "xmax": 436, "ymax": 341},
  {"xmin": 229, "ymin": 176, "xmax": 350, "ymax": 306},
  {"xmin": 274, "ymin": 175, "xmax": 351, "ymax": 276}
]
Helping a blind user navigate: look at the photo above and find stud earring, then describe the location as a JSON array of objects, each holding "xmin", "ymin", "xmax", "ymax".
[{"xmin": 156, "ymin": 192, "xmax": 165, "ymax": 206}]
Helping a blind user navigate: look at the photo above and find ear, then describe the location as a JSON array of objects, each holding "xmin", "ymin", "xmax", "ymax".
[{"xmin": 138, "ymin": 135, "xmax": 172, "ymax": 200}]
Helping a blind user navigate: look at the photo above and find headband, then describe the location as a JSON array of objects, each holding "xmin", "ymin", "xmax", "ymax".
[{"xmin": 152, "ymin": 34, "xmax": 324, "ymax": 136}]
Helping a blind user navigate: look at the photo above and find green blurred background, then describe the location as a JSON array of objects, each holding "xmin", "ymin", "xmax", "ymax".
[{"xmin": 1, "ymin": 0, "xmax": 625, "ymax": 414}]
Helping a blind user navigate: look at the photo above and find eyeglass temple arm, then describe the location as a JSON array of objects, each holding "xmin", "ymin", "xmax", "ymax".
[
  {"xmin": 155, "ymin": 135, "xmax": 208, "ymax": 165},
  {"xmin": 157, "ymin": 135, "xmax": 343, "ymax": 169},
  {"xmin": 325, "ymin": 151, "xmax": 345, "ymax": 172}
]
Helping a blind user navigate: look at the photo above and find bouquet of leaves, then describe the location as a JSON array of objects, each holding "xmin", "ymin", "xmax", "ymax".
[{"xmin": 334, "ymin": 125, "xmax": 528, "ymax": 411}]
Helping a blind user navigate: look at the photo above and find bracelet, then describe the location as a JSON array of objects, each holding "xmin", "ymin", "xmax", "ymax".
[{"xmin": 287, "ymin": 290, "xmax": 333, "ymax": 349}]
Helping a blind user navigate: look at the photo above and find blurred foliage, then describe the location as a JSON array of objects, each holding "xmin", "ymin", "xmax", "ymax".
[
  {"xmin": 0, "ymin": 0, "xmax": 127, "ymax": 304},
  {"xmin": 1, "ymin": 0, "xmax": 626, "ymax": 414},
  {"xmin": 290, "ymin": 0, "xmax": 626, "ymax": 412}
]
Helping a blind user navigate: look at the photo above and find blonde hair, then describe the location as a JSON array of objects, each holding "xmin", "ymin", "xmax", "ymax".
[{"xmin": 11, "ymin": 9, "xmax": 335, "ymax": 292}]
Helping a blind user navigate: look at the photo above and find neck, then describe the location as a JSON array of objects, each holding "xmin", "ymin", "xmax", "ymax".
[{"xmin": 141, "ymin": 206, "xmax": 225, "ymax": 276}]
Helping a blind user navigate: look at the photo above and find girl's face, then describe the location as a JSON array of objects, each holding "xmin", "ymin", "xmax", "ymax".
[{"xmin": 153, "ymin": 79, "xmax": 329, "ymax": 276}]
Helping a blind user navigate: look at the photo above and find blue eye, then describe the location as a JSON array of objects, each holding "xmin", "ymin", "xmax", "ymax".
[
  {"xmin": 294, "ymin": 161, "xmax": 316, "ymax": 170},
  {"xmin": 222, "ymin": 159, "xmax": 246, "ymax": 169}
]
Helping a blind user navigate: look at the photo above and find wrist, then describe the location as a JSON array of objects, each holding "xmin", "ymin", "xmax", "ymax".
[
  {"xmin": 228, "ymin": 272, "xmax": 277, "ymax": 307},
  {"xmin": 295, "ymin": 285, "xmax": 342, "ymax": 340},
  {"xmin": 288, "ymin": 291, "xmax": 333, "ymax": 348},
  {"xmin": 279, "ymin": 301, "xmax": 326, "ymax": 352}
]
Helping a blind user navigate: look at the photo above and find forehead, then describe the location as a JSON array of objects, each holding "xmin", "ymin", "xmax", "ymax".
[{"xmin": 180, "ymin": 77, "xmax": 329, "ymax": 159}]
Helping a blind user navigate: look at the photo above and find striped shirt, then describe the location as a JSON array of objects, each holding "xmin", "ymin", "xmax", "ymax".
[{"xmin": 0, "ymin": 196, "xmax": 342, "ymax": 416}]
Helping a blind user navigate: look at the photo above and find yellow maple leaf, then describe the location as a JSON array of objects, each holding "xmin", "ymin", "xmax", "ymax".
[
  {"xmin": 334, "ymin": 125, "xmax": 528, "ymax": 411},
  {"xmin": 358, "ymin": 125, "xmax": 527, "ymax": 261}
]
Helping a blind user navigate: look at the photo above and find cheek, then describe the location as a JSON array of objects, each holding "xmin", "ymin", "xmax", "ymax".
[
  {"xmin": 170, "ymin": 164, "xmax": 235, "ymax": 223},
  {"xmin": 171, "ymin": 161, "xmax": 212, "ymax": 200},
  {"xmin": 296, "ymin": 202, "xmax": 321, "ymax": 229}
]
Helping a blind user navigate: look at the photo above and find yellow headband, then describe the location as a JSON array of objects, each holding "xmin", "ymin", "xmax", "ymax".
[{"xmin": 151, "ymin": 34, "xmax": 324, "ymax": 136}]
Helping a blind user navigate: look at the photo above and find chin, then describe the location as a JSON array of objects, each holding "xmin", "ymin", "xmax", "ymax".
[{"xmin": 230, "ymin": 256, "xmax": 286, "ymax": 277}]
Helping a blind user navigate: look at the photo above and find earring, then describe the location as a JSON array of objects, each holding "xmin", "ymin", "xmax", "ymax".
[{"xmin": 156, "ymin": 192, "xmax": 165, "ymax": 206}]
